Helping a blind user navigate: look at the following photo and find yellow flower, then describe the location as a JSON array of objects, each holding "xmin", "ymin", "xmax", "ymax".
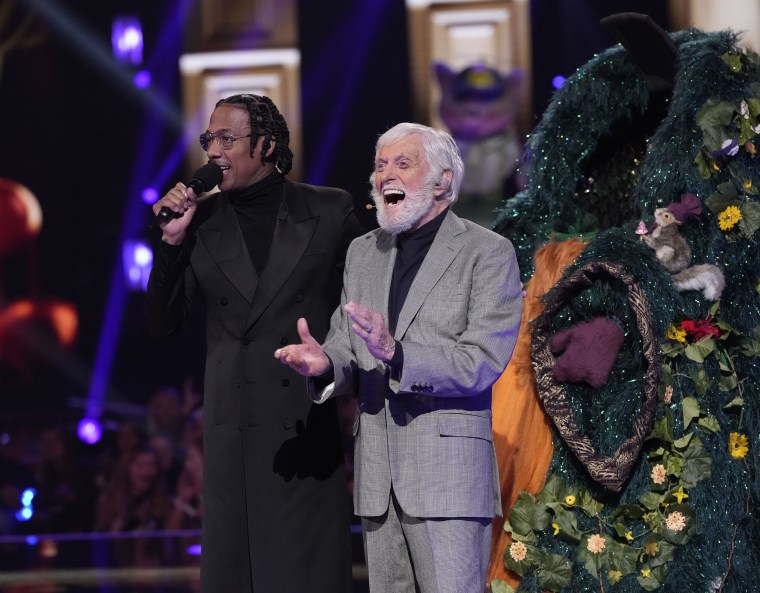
[
  {"xmin": 729, "ymin": 432, "xmax": 749, "ymax": 459},
  {"xmin": 651, "ymin": 463, "xmax": 667, "ymax": 485},
  {"xmin": 718, "ymin": 205, "xmax": 742, "ymax": 231},
  {"xmin": 672, "ymin": 486, "xmax": 688, "ymax": 504},
  {"xmin": 712, "ymin": 162, "xmax": 721, "ymax": 171},
  {"xmin": 552, "ymin": 522, "xmax": 560, "ymax": 536},
  {"xmin": 608, "ymin": 570, "xmax": 623, "ymax": 584},
  {"xmin": 641, "ymin": 568, "xmax": 652, "ymax": 578},
  {"xmin": 587, "ymin": 534, "xmax": 606, "ymax": 554},
  {"xmin": 665, "ymin": 511, "xmax": 687, "ymax": 532},
  {"xmin": 744, "ymin": 178, "xmax": 753, "ymax": 189},
  {"xmin": 667, "ymin": 324, "xmax": 687, "ymax": 342},
  {"xmin": 565, "ymin": 495, "xmax": 576, "ymax": 505},
  {"xmin": 643, "ymin": 541, "xmax": 660, "ymax": 556},
  {"xmin": 509, "ymin": 541, "xmax": 528, "ymax": 562}
]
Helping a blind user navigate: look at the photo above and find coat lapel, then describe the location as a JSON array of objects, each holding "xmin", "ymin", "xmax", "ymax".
[
  {"xmin": 246, "ymin": 179, "xmax": 318, "ymax": 328},
  {"xmin": 197, "ymin": 194, "xmax": 259, "ymax": 303},
  {"xmin": 394, "ymin": 210, "xmax": 465, "ymax": 339}
]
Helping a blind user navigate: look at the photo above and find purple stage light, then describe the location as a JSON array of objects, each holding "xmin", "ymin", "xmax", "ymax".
[
  {"xmin": 134, "ymin": 69, "xmax": 152, "ymax": 89},
  {"xmin": 552, "ymin": 75, "xmax": 567, "ymax": 89},
  {"xmin": 122, "ymin": 240, "xmax": 153, "ymax": 291},
  {"xmin": 186, "ymin": 544, "xmax": 202, "ymax": 556},
  {"xmin": 112, "ymin": 16, "xmax": 144, "ymax": 66},
  {"xmin": 77, "ymin": 418, "xmax": 103, "ymax": 445},
  {"xmin": 142, "ymin": 187, "xmax": 159, "ymax": 204}
]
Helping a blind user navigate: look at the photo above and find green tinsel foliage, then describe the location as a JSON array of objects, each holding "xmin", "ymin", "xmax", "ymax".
[
  {"xmin": 493, "ymin": 27, "xmax": 760, "ymax": 593},
  {"xmin": 493, "ymin": 27, "xmax": 760, "ymax": 332}
]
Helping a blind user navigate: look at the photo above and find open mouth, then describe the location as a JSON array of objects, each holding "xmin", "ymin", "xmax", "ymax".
[{"xmin": 383, "ymin": 188, "xmax": 405, "ymax": 205}]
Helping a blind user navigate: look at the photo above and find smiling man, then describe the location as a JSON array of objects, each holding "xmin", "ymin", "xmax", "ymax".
[
  {"xmin": 275, "ymin": 122, "xmax": 523, "ymax": 593},
  {"xmin": 145, "ymin": 94, "xmax": 363, "ymax": 593}
]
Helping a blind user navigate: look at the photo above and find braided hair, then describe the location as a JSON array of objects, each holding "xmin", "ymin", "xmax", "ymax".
[{"xmin": 215, "ymin": 94, "xmax": 294, "ymax": 176}]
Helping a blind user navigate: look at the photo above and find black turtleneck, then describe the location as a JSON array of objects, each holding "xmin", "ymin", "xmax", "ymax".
[
  {"xmin": 229, "ymin": 171, "xmax": 285, "ymax": 276},
  {"xmin": 388, "ymin": 207, "xmax": 449, "ymax": 334}
]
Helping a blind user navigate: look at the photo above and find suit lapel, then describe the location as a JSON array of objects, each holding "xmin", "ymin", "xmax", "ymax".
[
  {"xmin": 197, "ymin": 194, "xmax": 258, "ymax": 303},
  {"xmin": 372, "ymin": 231, "xmax": 397, "ymax": 318},
  {"xmin": 246, "ymin": 179, "xmax": 318, "ymax": 328},
  {"xmin": 394, "ymin": 210, "xmax": 465, "ymax": 339}
]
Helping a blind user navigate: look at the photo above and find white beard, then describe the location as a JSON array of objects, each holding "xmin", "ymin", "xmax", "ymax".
[{"xmin": 371, "ymin": 180, "xmax": 438, "ymax": 234}]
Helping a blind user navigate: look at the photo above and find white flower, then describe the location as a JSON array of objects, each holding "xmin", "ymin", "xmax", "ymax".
[{"xmin": 740, "ymin": 100, "xmax": 749, "ymax": 119}]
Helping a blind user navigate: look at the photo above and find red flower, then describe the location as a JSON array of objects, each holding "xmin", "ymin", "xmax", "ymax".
[{"xmin": 680, "ymin": 318, "xmax": 721, "ymax": 340}]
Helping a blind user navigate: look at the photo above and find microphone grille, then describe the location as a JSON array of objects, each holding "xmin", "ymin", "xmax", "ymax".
[{"xmin": 194, "ymin": 163, "xmax": 223, "ymax": 191}]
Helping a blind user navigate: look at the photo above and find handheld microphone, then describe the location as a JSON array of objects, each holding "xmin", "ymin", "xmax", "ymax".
[{"xmin": 152, "ymin": 163, "xmax": 224, "ymax": 227}]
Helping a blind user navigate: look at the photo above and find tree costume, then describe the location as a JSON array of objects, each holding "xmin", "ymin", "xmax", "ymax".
[{"xmin": 488, "ymin": 14, "xmax": 760, "ymax": 593}]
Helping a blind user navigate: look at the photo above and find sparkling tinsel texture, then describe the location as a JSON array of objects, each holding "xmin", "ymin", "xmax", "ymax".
[{"xmin": 492, "ymin": 27, "xmax": 760, "ymax": 593}]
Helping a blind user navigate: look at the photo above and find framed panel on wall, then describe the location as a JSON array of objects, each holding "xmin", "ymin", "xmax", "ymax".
[{"xmin": 406, "ymin": 0, "xmax": 532, "ymax": 136}]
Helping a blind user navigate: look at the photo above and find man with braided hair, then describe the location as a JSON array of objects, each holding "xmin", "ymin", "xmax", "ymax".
[{"xmin": 146, "ymin": 94, "xmax": 363, "ymax": 592}]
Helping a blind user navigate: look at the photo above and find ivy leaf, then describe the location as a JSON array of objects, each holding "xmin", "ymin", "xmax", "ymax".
[
  {"xmin": 577, "ymin": 489, "xmax": 604, "ymax": 517},
  {"xmin": 647, "ymin": 410, "xmax": 674, "ymax": 444},
  {"xmin": 673, "ymin": 432, "xmax": 694, "ymax": 450},
  {"xmin": 697, "ymin": 415, "xmax": 721, "ymax": 432},
  {"xmin": 696, "ymin": 100, "xmax": 737, "ymax": 151},
  {"xmin": 490, "ymin": 579, "xmax": 515, "ymax": 593},
  {"xmin": 536, "ymin": 474, "xmax": 566, "ymax": 505},
  {"xmin": 606, "ymin": 538, "xmax": 639, "ymax": 576},
  {"xmin": 682, "ymin": 396, "xmax": 702, "ymax": 430},
  {"xmin": 552, "ymin": 506, "xmax": 582, "ymax": 544},
  {"xmin": 723, "ymin": 396, "xmax": 745, "ymax": 409},
  {"xmin": 721, "ymin": 51, "xmax": 743, "ymax": 73},
  {"xmin": 637, "ymin": 564, "xmax": 668, "ymax": 591},
  {"xmin": 509, "ymin": 492, "xmax": 550, "ymax": 537},
  {"xmin": 719, "ymin": 374, "xmax": 739, "ymax": 392},
  {"xmin": 502, "ymin": 517, "xmax": 534, "ymax": 543},
  {"xmin": 689, "ymin": 367, "xmax": 710, "ymax": 397},
  {"xmin": 738, "ymin": 201, "xmax": 760, "ymax": 239},
  {"xmin": 610, "ymin": 504, "xmax": 645, "ymax": 522},
  {"xmin": 664, "ymin": 451, "xmax": 684, "ymax": 478},
  {"xmin": 661, "ymin": 340, "xmax": 685, "ymax": 358},
  {"xmin": 680, "ymin": 439, "xmax": 712, "ymax": 486},
  {"xmin": 684, "ymin": 338, "xmax": 715, "ymax": 363},
  {"xmin": 535, "ymin": 549, "xmax": 573, "ymax": 592},
  {"xmin": 694, "ymin": 150, "xmax": 713, "ymax": 180},
  {"xmin": 648, "ymin": 540, "xmax": 676, "ymax": 568},
  {"xmin": 639, "ymin": 491, "xmax": 665, "ymax": 511}
]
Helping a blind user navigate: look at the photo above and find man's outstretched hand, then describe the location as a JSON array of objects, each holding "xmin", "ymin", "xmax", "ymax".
[{"xmin": 274, "ymin": 318, "xmax": 331, "ymax": 377}]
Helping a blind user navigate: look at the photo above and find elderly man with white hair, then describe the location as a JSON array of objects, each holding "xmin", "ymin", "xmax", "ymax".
[{"xmin": 276, "ymin": 122, "xmax": 522, "ymax": 593}]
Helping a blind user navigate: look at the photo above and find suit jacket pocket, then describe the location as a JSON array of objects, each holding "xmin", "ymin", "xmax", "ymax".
[{"xmin": 438, "ymin": 412, "xmax": 492, "ymax": 441}]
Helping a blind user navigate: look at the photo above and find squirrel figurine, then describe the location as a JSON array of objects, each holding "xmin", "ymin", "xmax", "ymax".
[
  {"xmin": 641, "ymin": 208, "xmax": 692, "ymax": 273},
  {"xmin": 641, "ymin": 193, "xmax": 725, "ymax": 300}
]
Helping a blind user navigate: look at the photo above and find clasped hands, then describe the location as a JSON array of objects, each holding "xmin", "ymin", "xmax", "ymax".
[{"xmin": 274, "ymin": 302, "xmax": 395, "ymax": 376}]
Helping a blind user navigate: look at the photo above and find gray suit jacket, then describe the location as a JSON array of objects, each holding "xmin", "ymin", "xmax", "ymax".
[{"xmin": 314, "ymin": 209, "xmax": 522, "ymax": 519}]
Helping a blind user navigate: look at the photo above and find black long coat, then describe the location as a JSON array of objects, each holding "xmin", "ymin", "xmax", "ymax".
[{"xmin": 146, "ymin": 178, "xmax": 362, "ymax": 592}]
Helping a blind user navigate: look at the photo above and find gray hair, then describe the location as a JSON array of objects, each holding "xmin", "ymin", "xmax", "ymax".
[{"xmin": 371, "ymin": 123, "xmax": 464, "ymax": 203}]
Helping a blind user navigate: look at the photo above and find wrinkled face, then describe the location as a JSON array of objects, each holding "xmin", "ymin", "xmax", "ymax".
[
  {"xmin": 371, "ymin": 135, "xmax": 449, "ymax": 234},
  {"xmin": 206, "ymin": 104, "xmax": 274, "ymax": 191}
]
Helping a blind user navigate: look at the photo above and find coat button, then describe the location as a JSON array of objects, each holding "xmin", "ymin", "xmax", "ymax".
[
  {"xmin": 242, "ymin": 336, "xmax": 251, "ymax": 345},
  {"xmin": 220, "ymin": 297, "xmax": 229, "ymax": 305},
  {"xmin": 283, "ymin": 420, "xmax": 294, "ymax": 429},
  {"xmin": 296, "ymin": 294, "xmax": 304, "ymax": 303},
  {"xmin": 280, "ymin": 336, "xmax": 288, "ymax": 346},
  {"xmin": 281, "ymin": 379, "xmax": 290, "ymax": 387}
]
